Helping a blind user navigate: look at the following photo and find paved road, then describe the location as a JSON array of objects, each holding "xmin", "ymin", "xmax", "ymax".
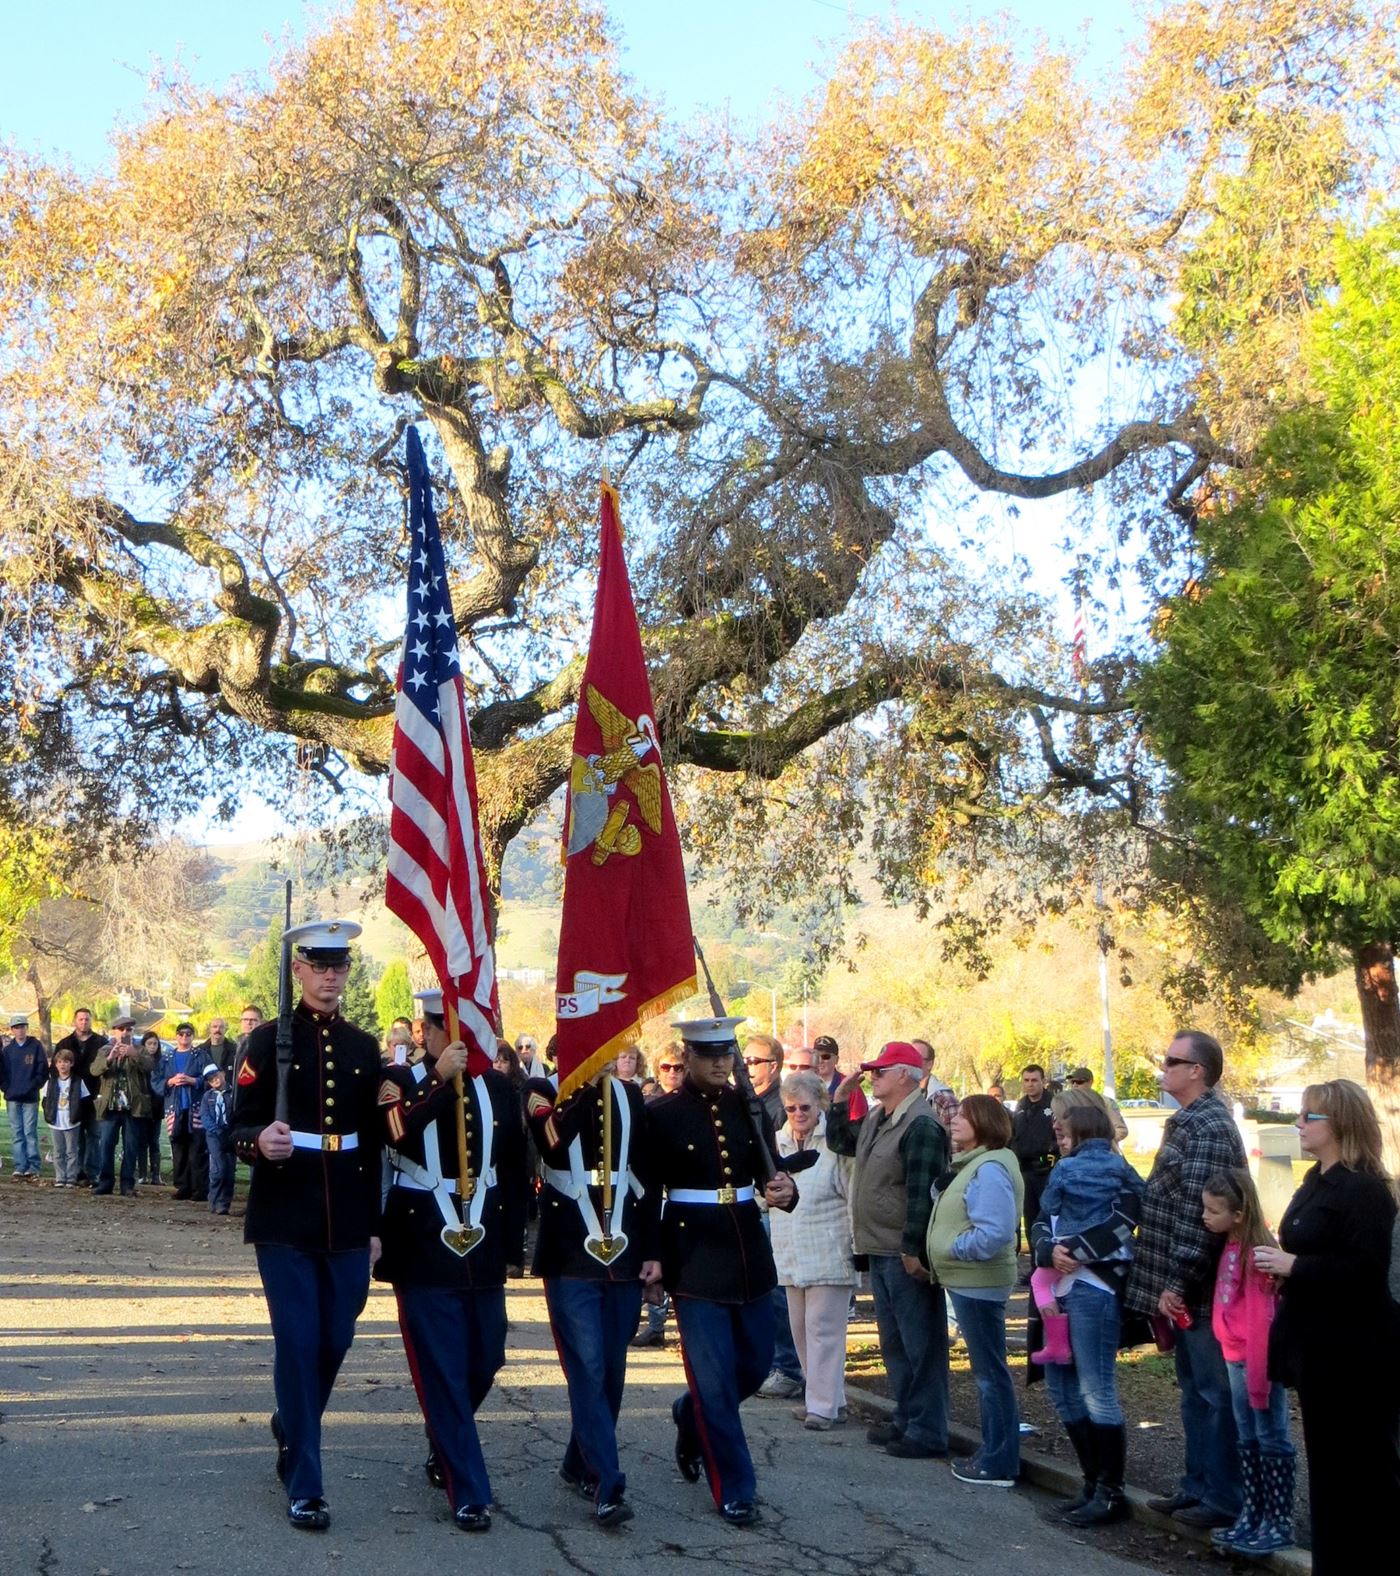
[{"xmin": 1, "ymin": 1187, "xmax": 1162, "ymax": 1576}]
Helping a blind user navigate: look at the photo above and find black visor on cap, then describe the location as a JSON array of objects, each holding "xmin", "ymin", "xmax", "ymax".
[
  {"xmin": 688, "ymin": 1041, "xmax": 737, "ymax": 1057},
  {"xmin": 297, "ymin": 946, "xmax": 351, "ymax": 963}
]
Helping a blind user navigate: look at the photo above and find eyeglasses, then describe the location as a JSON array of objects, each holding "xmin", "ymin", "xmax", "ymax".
[
  {"xmin": 783, "ymin": 1103, "xmax": 814, "ymax": 1113},
  {"xmin": 303, "ymin": 960, "xmax": 351, "ymax": 976},
  {"xmin": 1161, "ymin": 1055, "xmax": 1199, "ymax": 1070},
  {"xmin": 744, "ymin": 1057, "xmax": 775, "ymax": 1067}
]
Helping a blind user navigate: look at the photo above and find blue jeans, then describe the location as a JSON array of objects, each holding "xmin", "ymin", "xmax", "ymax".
[
  {"xmin": 869, "ymin": 1254, "xmax": 949, "ymax": 1451},
  {"xmin": 949, "ymin": 1291, "xmax": 1019, "ymax": 1479},
  {"xmin": 1175, "ymin": 1315, "xmax": 1241, "ymax": 1516},
  {"xmin": 1225, "ymin": 1361, "xmax": 1294, "ymax": 1459},
  {"xmin": 1043, "ymin": 1281, "xmax": 1124, "ymax": 1426},
  {"xmin": 7, "ymin": 1101, "xmax": 40, "ymax": 1173},
  {"xmin": 206, "ymin": 1136, "xmax": 234, "ymax": 1212},
  {"xmin": 95, "ymin": 1113, "xmax": 138, "ymax": 1194}
]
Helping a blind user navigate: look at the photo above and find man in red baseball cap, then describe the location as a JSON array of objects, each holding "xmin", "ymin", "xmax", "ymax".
[{"xmin": 825, "ymin": 1042, "xmax": 951, "ymax": 1460}]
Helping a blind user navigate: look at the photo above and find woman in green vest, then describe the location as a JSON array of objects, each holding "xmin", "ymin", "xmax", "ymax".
[{"xmin": 925, "ymin": 1094, "xmax": 1025, "ymax": 1486}]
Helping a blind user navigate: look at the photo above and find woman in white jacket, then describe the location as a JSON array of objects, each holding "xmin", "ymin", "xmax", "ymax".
[{"xmin": 770, "ymin": 1070, "xmax": 859, "ymax": 1429}]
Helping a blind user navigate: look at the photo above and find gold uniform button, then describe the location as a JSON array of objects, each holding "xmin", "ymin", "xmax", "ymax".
[
  {"xmin": 325, "ymin": 1097, "xmax": 335, "ymax": 1107},
  {"xmin": 723, "ymin": 1166, "xmax": 733, "ymax": 1177},
  {"xmin": 326, "ymin": 1079, "xmax": 336, "ymax": 1089},
  {"xmin": 324, "ymin": 1116, "xmax": 334, "ymax": 1128}
]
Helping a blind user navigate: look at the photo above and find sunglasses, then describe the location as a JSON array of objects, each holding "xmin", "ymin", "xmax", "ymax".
[
  {"xmin": 659, "ymin": 1063, "xmax": 684, "ymax": 1072},
  {"xmin": 1301, "ymin": 1112, "xmax": 1329, "ymax": 1122},
  {"xmin": 744, "ymin": 1057, "xmax": 775, "ymax": 1067},
  {"xmin": 783, "ymin": 1102, "xmax": 815, "ymax": 1113},
  {"xmin": 1161, "ymin": 1055, "xmax": 1199, "ymax": 1070}
]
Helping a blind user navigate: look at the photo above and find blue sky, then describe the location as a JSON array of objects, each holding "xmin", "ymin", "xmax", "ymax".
[{"xmin": 5, "ymin": 1, "xmax": 1139, "ymax": 165}]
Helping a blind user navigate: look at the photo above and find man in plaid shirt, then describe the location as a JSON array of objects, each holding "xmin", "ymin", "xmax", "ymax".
[
  {"xmin": 1125, "ymin": 1030, "xmax": 1245, "ymax": 1530},
  {"xmin": 827, "ymin": 1042, "xmax": 950, "ymax": 1460}
]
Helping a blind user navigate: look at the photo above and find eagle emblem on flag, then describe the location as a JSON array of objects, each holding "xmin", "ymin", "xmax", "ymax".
[{"xmin": 565, "ymin": 684, "xmax": 663, "ymax": 865}]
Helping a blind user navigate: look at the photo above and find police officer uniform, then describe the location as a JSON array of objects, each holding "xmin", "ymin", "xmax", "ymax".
[
  {"xmin": 526, "ymin": 1070, "xmax": 659, "ymax": 1527},
  {"xmin": 230, "ymin": 920, "xmax": 382, "ymax": 1532},
  {"xmin": 374, "ymin": 990, "xmax": 528, "ymax": 1533},
  {"xmin": 648, "ymin": 1017, "xmax": 796, "ymax": 1526}
]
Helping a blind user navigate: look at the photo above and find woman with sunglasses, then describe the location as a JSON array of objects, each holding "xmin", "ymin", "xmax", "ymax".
[
  {"xmin": 768, "ymin": 1069, "xmax": 857, "ymax": 1430},
  {"xmin": 1253, "ymin": 1079, "xmax": 1399, "ymax": 1575}
]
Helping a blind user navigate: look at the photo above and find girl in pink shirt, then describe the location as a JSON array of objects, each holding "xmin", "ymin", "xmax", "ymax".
[{"xmin": 1202, "ymin": 1169, "xmax": 1296, "ymax": 1555}]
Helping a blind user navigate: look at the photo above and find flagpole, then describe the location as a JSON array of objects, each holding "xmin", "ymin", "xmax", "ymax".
[
  {"xmin": 601, "ymin": 1070, "xmax": 614, "ymax": 1248},
  {"xmin": 445, "ymin": 1000, "xmax": 472, "ymax": 1200}
]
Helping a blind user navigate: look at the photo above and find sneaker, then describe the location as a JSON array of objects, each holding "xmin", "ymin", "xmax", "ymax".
[
  {"xmin": 803, "ymin": 1413, "xmax": 843, "ymax": 1431},
  {"xmin": 951, "ymin": 1457, "xmax": 1014, "ymax": 1487},
  {"xmin": 1173, "ymin": 1503, "xmax": 1235, "ymax": 1530},
  {"xmin": 630, "ymin": 1326, "xmax": 665, "ymax": 1349},
  {"xmin": 1147, "ymin": 1491, "xmax": 1200, "ymax": 1515},
  {"xmin": 756, "ymin": 1371, "xmax": 803, "ymax": 1400}
]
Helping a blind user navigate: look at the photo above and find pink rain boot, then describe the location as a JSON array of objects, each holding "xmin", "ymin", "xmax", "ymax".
[{"xmin": 1032, "ymin": 1311, "xmax": 1073, "ymax": 1366}]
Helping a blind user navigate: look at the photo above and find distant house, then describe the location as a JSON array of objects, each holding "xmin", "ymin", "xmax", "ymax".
[{"xmin": 1255, "ymin": 1010, "xmax": 1367, "ymax": 1111}]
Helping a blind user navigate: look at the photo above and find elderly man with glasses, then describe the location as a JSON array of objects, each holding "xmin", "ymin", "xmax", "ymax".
[
  {"xmin": 1125, "ymin": 1030, "xmax": 1246, "ymax": 1532},
  {"xmin": 826, "ymin": 1041, "xmax": 951, "ymax": 1460}
]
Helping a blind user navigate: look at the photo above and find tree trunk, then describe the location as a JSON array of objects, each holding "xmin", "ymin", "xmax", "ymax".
[
  {"xmin": 1353, "ymin": 941, "xmax": 1400, "ymax": 1175},
  {"xmin": 24, "ymin": 958, "xmax": 53, "ymax": 1051}
]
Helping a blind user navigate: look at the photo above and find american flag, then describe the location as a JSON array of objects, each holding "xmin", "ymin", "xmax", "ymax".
[
  {"xmin": 1071, "ymin": 589, "xmax": 1089, "ymax": 687},
  {"xmin": 385, "ymin": 426, "xmax": 499, "ymax": 1070}
]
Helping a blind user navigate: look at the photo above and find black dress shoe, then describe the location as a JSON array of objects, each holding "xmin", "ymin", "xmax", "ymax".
[
  {"xmin": 672, "ymin": 1398, "xmax": 702, "ymax": 1483},
  {"xmin": 866, "ymin": 1421, "xmax": 902, "ymax": 1446},
  {"xmin": 453, "ymin": 1504, "xmax": 491, "ymax": 1532},
  {"xmin": 559, "ymin": 1466, "xmax": 597, "ymax": 1499},
  {"xmin": 287, "ymin": 1498, "xmax": 330, "ymax": 1531},
  {"xmin": 595, "ymin": 1495, "xmax": 633, "ymax": 1528},
  {"xmin": 270, "ymin": 1413, "xmax": 289, "ymax": 1484},
  {"xmin": 886, "ymin": 1436, "xmax": 946, "ymax": 1459},
  {"xmin": 425, "ymin": 1449, "xmax": 445, "ymax": 1489},
  {"xmin": 720, "ymin": 1501, "xmax": 760, "ymax": 1527}
]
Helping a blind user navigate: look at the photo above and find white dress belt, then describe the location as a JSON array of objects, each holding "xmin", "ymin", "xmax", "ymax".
[
  {"xmin": 289, "ymin": 1130, "xmax": 359, "ymax": 1152},
  {"xmin": 667, "ymin": 1185, "xmax": 755, "ymax": 1205},
  {"xmin": 393, "ymin": 1173, "xmax": 457, "ymax": 1194}
]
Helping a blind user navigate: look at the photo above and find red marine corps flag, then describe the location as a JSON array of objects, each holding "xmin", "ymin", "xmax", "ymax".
[
  {"xmin": 385, "ymin": 427, "xmax": 499, "ymax": 1076},
  {"xmin": 554, "ymin": 480, "xmax": 697, "ymax": 1101}
]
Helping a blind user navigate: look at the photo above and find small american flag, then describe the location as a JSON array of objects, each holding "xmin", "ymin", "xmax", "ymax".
[
  {"xmin": 1071, "ymin": 594, "xmax": 1088, "ymax": 687},
  {"xmin": 385, "ymin": 427, "xmax": 499, "ymax": 1070}
]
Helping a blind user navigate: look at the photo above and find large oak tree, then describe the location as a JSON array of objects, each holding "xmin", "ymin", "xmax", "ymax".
[{"xmin": 0, "ymin": 0, "xmax": 1392, "ymax": 929}]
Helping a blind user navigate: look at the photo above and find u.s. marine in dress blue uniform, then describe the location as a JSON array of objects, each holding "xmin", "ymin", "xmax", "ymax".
[
  {"xmin": 229, "ymin": 919, "xmax": 383, "ymax": 1534},
  {"xmin": 526, "ymin": 1069, "xmax": 660, "ymax": 1528},
  {"xmin": 374, "ymin": 991, "xmax": 528, "ymax": 1534},
  {"xmin": 648, "ymin": 1016, "xmax": 798, "ymax": 1527}
]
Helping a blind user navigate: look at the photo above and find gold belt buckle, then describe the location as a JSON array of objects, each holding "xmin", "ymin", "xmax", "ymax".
[
  {"xmin": 322, "ymin": 1134, "xmax": 342, "ymax": 1152},
  {"xmin": 717, "ymin": 1185, "xmax": 737, "ymax": 1205},
  {"xmin": 590, "ymin": 1166, "xmax": 604, "ymax": 1187},
  {"xmin": 461, "ymin": 1178, "xmax": 476, "ymax": 1200}
]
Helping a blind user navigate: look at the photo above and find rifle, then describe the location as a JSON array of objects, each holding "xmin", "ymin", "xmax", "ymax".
[
  {"xmin": 273, "ymin": 881, "xmax": 293, "ymax": 1128},
  {"xmin": 692, "ymin": 939, "xmax": 818, "ymax": 1181}
]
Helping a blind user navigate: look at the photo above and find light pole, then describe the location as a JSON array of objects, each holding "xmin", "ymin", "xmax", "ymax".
[{"xmin": 1096, "ymin": 874, "xmax": 1116, "ymax": 1099}]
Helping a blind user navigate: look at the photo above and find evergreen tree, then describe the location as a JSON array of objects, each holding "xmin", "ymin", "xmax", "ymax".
[
  {"xmin": 342, "ymin": 948, "xmax": 379, "ymax": 1038},
  {"xmin": 374, "ymin": 960, "xmax": 415, "ymax": 1032}
]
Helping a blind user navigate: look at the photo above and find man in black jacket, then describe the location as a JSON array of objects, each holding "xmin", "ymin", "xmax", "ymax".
[
  {"xmin": 52, "ymin": 1008, "xmax": 106, "ymax": 1184},
  {"xmin": 1010, "ymin": 1063, "xmax": 1058, "ymax": 1249},
  {"xmin": 649, "ymin": 1016, "xmax": 797, "ymax": 1527},
  {"xmin": 374, "ymin": 988, "xmax": 527, "ymax": 1534},
  {"xmin": 231, "ymin": 919, "xmax": 383, "ymax": 1534}
]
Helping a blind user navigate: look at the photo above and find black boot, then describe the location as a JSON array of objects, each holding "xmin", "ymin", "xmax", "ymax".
[
  {"xmin": 1055, "ymin": 1417, "xmax": 1099, "ymax": 1517},
  {"xmin": 1065, "ymin": 1424, "xmax": 1128, "ymax": 1526}
]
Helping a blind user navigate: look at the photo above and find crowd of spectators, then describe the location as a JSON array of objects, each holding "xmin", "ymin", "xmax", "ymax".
[{"xmin": 4, "ymin": 1008, "xmax": 1397, "ymax": 1565}]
